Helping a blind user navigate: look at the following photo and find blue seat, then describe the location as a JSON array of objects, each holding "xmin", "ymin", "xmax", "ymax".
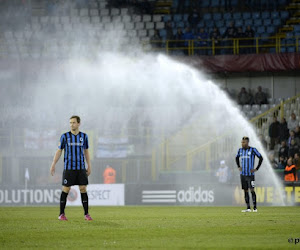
[
  {"xmin": 261, "ymin": 11, "xmax": 270, "ymax": 19},
  {"xmin": 286, "ymin": 32, "xmax": 294, "ymax": 38},
  {"xmin": 226, "ymin": 20, "xmax": 233, "ymax": 27},
  {"xmin": 280, "ymin": 11, "xmax": 289, "ymax": 19},
  {"xmin": 183, "ymin": 14, "xmax": 189, "ymax": 21},
  {"xmin": 257, "ymin": 26, "xmax": 266, "ymax": 34},
  {"xmin": 213, "ymin": 13, "xmax": 222, "ymax": 21},
  {"xmin": 205, "ymin": 20, "xmax": 214, "ymax": 28},
  {"xmin": 233, "ymin": 12, "xmax": 241, "ymax": 20},
  {"xmin": 201, "ymin": 0, "xmax": 210, "ymax": 7},
  {"xmin": 269, "ymin": 48, "xmax": 276, "ymax": 53},
  {"xmin": 223, "ymin": 13, "xmax": 232, "ymax": 20},
  {"xmin": 254, "ymin": 19, "xmax": 262, "ymax": 27},
  {"xmin": 273, "ymin": 19, "xmax": 281, "ymax": 26},
  {"xmin": 266, "ymin": 26, "xmax": 275, "ymax": 34},
  {"xmin": 294, "ymin": 25, "xmax": 300, "ymax": 32},
  {"xmin": 271, "ymin": 11, "xmax": 279, "ymax": 19},
  {"xmin": 163, "ymin": 15, "xmax": 171, "ymax": 22},
  {"xmin": 215, "ymin": 20, "xmax": 224, "ymax": 28},
  {"xmin": 197, "ymin": 20, "xmax": 204, "ymax": 28},
  {"xmin": 280, "ymin": 47, "xmax": 286, "ymax": 53},
  {"xmin": 203, "ymin": 13, "xmax": 212, "ymax": 20},
  {"xmin": 236, "ymin": 20, "xmax": 243, "ymax": 27},
  {"xmin": 252, "ymin": 12, "xmax": 260, "ymax": 19},
  {"xmin": 159, "ymin": 29, "xmax": 166, "ymax": 38},
  {"xmin": 173, "ymin": 14, "xmax": 182, "ymax": 22},
  {"xmin": 177, "ymin": 21, "xmax": 185, "ymax": 28},
  {"xmin": 263, "ymin": 19, "xmax": 272, "ymax": 26},
  {"xmin": 211, "ymin": 0, "xmax": 220, "ymax": 7},
  {"xmin": 287, "ymin": 47, "xmax": 295, "ymax": 53},
  {"xmin": 219, "ymin": 27, "xmax": 226, "ymax": 35},
  {"xmin": 242, "ymin": 12, "xmax": 251, "ymax": 19},
  {"xmin": 245, "ymin": 19, "xmax": 253, "ymax": 26}
]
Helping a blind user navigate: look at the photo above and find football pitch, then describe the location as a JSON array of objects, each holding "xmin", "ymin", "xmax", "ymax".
[{"xmin": 0, "ymin": 206, "xmax": 299, "ymax": 249}]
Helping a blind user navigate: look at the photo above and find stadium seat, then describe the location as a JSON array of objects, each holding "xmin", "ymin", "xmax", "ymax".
[
  {"xmin": 236, "ymin": 20, "xmax": 243, "ymax": 27},
  {"xmin": 159, "ymin": 29, "xmax": 166, "ymax": 38},
  {"xmin": 163, "ymin": 15, "xmax": 171, "ymax": 22},
  {"xmin": 148, "ymin": 29, "xmax": 155, "ymax": 37},
  {"xmin": 138, "ymin": 30, "xmax": 147, "ymax": 37},
  {"xmin": 79, "ymin": 8, "xmax": 89, "ymax": 16},
  {"xmin": 120, "ymin": 8, "xmax": 128, "ymax": 16},
  {"xmin": 244, "ymin": 19, "xmax": 253, "ymax": 26},
  {"xmin": 156, "ymin": 22, "xmax": 165, "ymax": 29},
  {"xmin": 213, "ymin": 13, "xmax": 222, "ymax": 21},
  {"xmin": 173, "ymin": 14, "xmax": 182, "ymax": 22},
  {"xmin": 80, "ymin": 17, "xmax": 90, "ymax": 24},
  {"xmin": 203, "ymin": 13, "xmax": 212, "ymax": 21},
  {"xmin": 216, "ymin": 20, "xmax": 224, "ymax": 28},
  {"xmin": 223, "ymin": 13, "xmax": 232, "ymax": 20},
  {"xmin": 243, "ymin": 105, "xmax": 251, "ymax": 112},
  {"xmin": 271, "ymin": 11, "xmax": 279, "ymax": 19},
  {"xmin": 122, "ymin": 15, "xmax": 131, "ymax": 23},
  {"xmin": 254, "ymin": 19, "xmax": 262, "ymax": 27},
  {"xmin": 133, "ymin": 15, "xmax": 142, "ymax": 22},
  {"xmin": 261, "ymin": 11, "xmax": 270, "ymax": 19},
  {"xmin": 135, "ymin": 22, "xmax": 145, "ymax": 30},
  {"xmin": 287, "ymin": 47, "xmax": 295, "ymax": 53},
  {"xmin": 280, "ymin": 11, "xmax": 289, "ymax": 19},
  {"xmin": 100, "ymin": 9, "xmax": 109, "ymax": 16},
  {"xmin": 127, "ymin": 30, "xmax": 137, "ymax": 37},
  {"xmin": 266, "ymin": 26, "xmax": 276, "ymax": 34},
  {"xmin": 252, "ymin": 12, "xmax": 260, "ymax": 19},
  {"xmin": 233, "ymin": 12, "xmax": 241, "ymax": 20},
  {"xmin": 257, "ymin": 26, "xmax": 266, "ymax": 34},
  {"xmin": 146, "ymin": 22, "xmax": 155, "ymax": 29},
  {"xmin": 242, "ymin": 12, "xmax": 251, "ymax": 20},
  {"xmin": 252, "ymin": 105, "xmax": 260, "ymax": 112},
  {"xmin": 294, "ymin": 25, "xmax": 300, "ymax": 32},
  {"xmin": 111, "ymin": 8, "xmax": 120, "ymax": 16},
  {"xmin": 211, "ymin": 0, "xmax": 220, "ymax": 7},
  {"xmin": 125, "ymin": 22, "xmax": 134, "ymax": 30},
  {"xmin": 261, "ymin": 104, "xmax": 269, "ymax": 112},
  {"xmin": 153, "ymin": 15, "xmax": 163, "ymax": 22},
  {"xmin": 143, "ymin": 15, "xmax": 152, "ymax": 22},
  {"xmin": 263, "ymin": 19, "xmax": 272, "ymax": 26},
  {"xmin": 90, "ymin": 9, "xmax": 99, "ymax": 17},
  {"xmin": 273, "ymin": 19, "xmax": 281, "ymax": 26},
  {"xmin": 205, "ymin": 20, "xmax": 214, "ymax": 28},
  {"xmin": 101, "ymin": 16, "xmax": 111, "ymax": 23}
]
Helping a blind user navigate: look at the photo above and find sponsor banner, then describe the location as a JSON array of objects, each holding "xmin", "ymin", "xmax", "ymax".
[
  {"xmin": 67, "ymin": 184, "xmax": 125, "ymax": 206},
  {"xmin": 233, "ymin": 185, "xmax": 300, "ymax": 205},
  {"xmin": 0, "ymin": 184, "xmax": 124, "ymax": 206},
  {"xmin": 24, "ymin": 129, "xmax": 57, "ymax": 150},
  {"xmin": 96, "ymin": 136, "xmax": 134, "ymax": 158},
  {"xmin": 126, "ymin": 184, "xmax": 218, "ymax": 206},
  {"xmin": 0, "ymin": 187, "xmax": 61, "ymax": 205}
]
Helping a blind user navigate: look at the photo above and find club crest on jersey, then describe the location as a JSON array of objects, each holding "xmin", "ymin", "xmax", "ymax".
[
  {"xmin": 80, "ymin": 137, "xmax": 83, "ymax": 142},
  {"xmin": 248, "ymin": 151, "xmax": 251, "ymax": 155}
]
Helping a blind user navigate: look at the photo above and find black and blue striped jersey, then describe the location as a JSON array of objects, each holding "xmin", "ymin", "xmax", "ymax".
[
  {"xmin": 58, "ymin": 131, "xmax": 89, "ymax": 170},
  {"xmin": 236, "ymin": 147, "xmax": 262, "ymax": 176}
]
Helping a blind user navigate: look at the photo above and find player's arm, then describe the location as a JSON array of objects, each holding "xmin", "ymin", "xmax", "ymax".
[
  {"xmin": 252, "ymin": 148, "xmax": 264, "ymax": 172},
  {"xmin": 84, "ymin": 149, "xmax": 92, "ymax": 176},
  {"xmin": 235, "ymin": 152, "xmax": 242, "ymax": 171},
  {"xmin": 50, "ymin": 149, "xmax": 62, "ymax": 176}
]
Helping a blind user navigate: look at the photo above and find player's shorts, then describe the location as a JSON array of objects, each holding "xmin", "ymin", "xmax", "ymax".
[
  {"xmin": 62, "ymin": 170, "xmax": 88, "ymax": 187},
  {"xmin": 240, "ymin": 175, "xmax": 255, "ymax": 190}
]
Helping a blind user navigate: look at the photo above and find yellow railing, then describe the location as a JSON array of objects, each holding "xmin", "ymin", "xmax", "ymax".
[
  {"xmin": 145, "ymin": 35, "xmax": 300, "ymax": 56},
  {"xmin": 152, "ymin": 93, "xmax": 300, "ymax": 177}
]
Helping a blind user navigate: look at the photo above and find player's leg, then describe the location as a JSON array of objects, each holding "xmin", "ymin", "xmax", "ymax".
[
  {"xmin": 78, "ymin": 170, "xmax": 92, "ymax": 220},
  {"xmin": 241, "ymin": 175, "xmax": 251, "ymax": 212},
  {"xmin": 250, "ymin": 176, "xmax": 257, "ymax": 211},
  {"xmin": 59, "ymin": 186, "xmax": 71, "ymax": 219}
]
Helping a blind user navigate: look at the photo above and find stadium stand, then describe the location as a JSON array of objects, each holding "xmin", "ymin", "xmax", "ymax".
[{"xmin": 0, "ymin": 0, "xmax": 299, "ymax": 58}]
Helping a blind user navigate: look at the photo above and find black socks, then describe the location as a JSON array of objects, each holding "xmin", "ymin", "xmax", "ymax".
[
  {"xmin": 81, "ymin": 192, "xmax": 89, "ymax": 215},
  {"xmin": 244, "ymin": 191, "xmax": 250, "ymax": 209},
  {"xmin": 60, "ymin": 191, "xmax": 68, "ymax": 215},
  {"xmin": 251, "ymin": 191, "xmax": 257, "ymax": 209}
]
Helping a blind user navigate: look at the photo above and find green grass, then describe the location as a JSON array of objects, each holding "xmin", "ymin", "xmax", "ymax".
[{"xmin": 0, "ymin": 206, "xmax": 299, "ymax": 249}]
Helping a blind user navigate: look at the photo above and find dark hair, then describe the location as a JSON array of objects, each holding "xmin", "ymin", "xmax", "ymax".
[
  {"xmin": 70, "ymin": 115, "xmax": 80, "ymax": 123},
  {"xmin": 242, "ymin": 136, "xmax": 249, "ymax": 142}
]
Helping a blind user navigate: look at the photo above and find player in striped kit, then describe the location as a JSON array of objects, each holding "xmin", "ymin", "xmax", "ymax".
[
  {"xmin": 236, "ymin": 137, "xmax": 263, "ymax": 212},
  {"xmin": 50, "ymin": 116, "xmax": 92, "ymax": 221}
]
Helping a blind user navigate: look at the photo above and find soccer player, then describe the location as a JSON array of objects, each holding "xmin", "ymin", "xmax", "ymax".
[
  {"xmin": 236, "ymin": 136, "xmax": 263, "ymax": 212},
  {"xmin": 50, "ymin": 116, "xmax": 92, "ymax": 221}
]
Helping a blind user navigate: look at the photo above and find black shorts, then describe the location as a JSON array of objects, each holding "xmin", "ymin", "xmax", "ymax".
[
  {"xmin": 62, "ymin": 170, "xmax": 88, "ymax": 187},
  {"xmin": 240, "ymin": 175, "xmax": 255, "ymax": 190}
]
